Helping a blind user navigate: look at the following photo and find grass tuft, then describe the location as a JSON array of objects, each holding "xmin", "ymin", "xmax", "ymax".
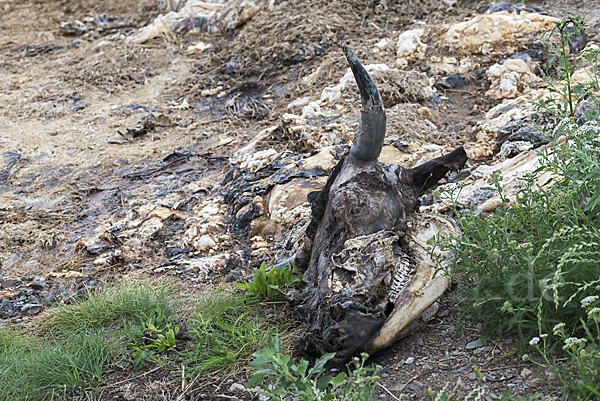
[
  {"xmin": 0, "ymin": 328, "xmax": 115, "ymax": 401},
  {"xmin": 188, "ymin": 287, "xmax": 283, "ymax": 376}
]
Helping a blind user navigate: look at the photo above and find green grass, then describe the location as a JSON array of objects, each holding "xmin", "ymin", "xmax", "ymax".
[
  {"xmin": 0, "ymin": 328, "xmax": 115, "ymax": 401},
  {"xmin": 188, "ymin": 288, "xmax": 283, "ymax": 376},
  {"xmin": 0, "ymin": 281, "xmax": 290, "ymax": 400},
  {"xmin": 0, "ymin": 283, "xmax": 183, "ymax": 401},
  {"xmin": 48, "ymin": 283, "xmax": 178, "ymax": 334}
]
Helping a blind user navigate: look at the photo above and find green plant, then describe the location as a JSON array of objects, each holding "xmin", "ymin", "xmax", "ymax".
[
  {"xmin": 188, "ymin": 287, "xmax": 281, "ymax": 376},
  {"xmin": 427, "ymin": 384, "xmax": 540, "ymax": 401},
  {"xmin": 524, "ymin": 295, "xmax": 600, "ymax": 400},
  {"xmin": 247, "ymin": 334, "xmax": 381, "ymax": 401},
  {"xmin": 49, "ymin": 283, "xmax": 178, "ymax": 333},
  {"xmin": 236, "ymin": 261, "xmax": 300, "ymax": 301},
  {"xmin": 128, "ymin": 320, "xmax": 181, "ymax": 371},
  {"xmin": 490, "ymin": 391, "xmax": 541, "ymax": 401},
  {"xmin": 430, "ymin": 13, "xmax": 600, "ymax": 399},
  {"xmin": 0, "ymin": 328, "xmax": 115, "ymax": 401},
  {"xmin": 534, "ymin": 15, "xmax": 591, "ymax": 119}
]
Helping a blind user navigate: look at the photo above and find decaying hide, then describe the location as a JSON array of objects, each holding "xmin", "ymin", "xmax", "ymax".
[{"xmin": 287, "ymin": 47, "xmax": 467, "ymax": 362}]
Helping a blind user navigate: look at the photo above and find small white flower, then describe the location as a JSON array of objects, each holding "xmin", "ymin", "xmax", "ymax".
[
  {"xmin": 581, "ymin": 295, "xmax": 599, "ymax": 307},
  {"xmin": 529, "ymin": 337, "xmax": 540, "ymax": 346},
  {"xmin": 501, "ymin": 300, "xmax": 514, "ymax": 313},
  {"xmin": 563, "ymin": 337, "xmax": 587, "ymax": 350},
  {"xmin": 553, "ymin": 323, "xmax": 566, "ymax": 335},
  {"xmin": 588, "ymin": 307, "xmax": 600, "ymax": 318},
  {"xmin": 540, "ymin": 333, "xmax": 548, "ymax": 339}
]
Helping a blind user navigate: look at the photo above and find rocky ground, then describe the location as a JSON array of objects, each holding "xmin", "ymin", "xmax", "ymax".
[{"xmin": 1, "ymin": 0, "xmax": 597, "ymax": 399}]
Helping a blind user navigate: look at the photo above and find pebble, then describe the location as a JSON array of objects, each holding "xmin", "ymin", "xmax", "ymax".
[
  {"xmin": 227, "ymin": 269, "xmax": 243, "ymax": 282},
  {"xmin": 0, "ymin": 298, "xmax": 13, "ymax": 311},
  {"xmin": 437, "ymin": 74, "xmax": 467, "ymax": 89},
  {"xmin": 521, "ymin": 367, "xmax": 532, "ymax": 378},
  {"xmin": 21, "ymin": 304, "xmax": 42, "ymax": 315},
  {"xmin": 466, "ymin": 372, "xmax": 477, "ymax": 380},
  {"xmin": 409, "ymin": 380, "xmax": 424, "ymax": 392},
  {"xmin": 466, "ymin": 339, "xmax": 483, "ymax": 349},
  {"xmin": 229, "ymin": 383, "xmax": 245, "ymax": 393},
  {"xmin": 1, "ymin": 279, "xmax": 19, "ymax": 288},
  {"xmin": 405, "ymin": 357, "xmax": 415, "ymax": 364}
]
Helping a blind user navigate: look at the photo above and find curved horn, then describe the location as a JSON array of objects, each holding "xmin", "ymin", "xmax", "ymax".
[{"xmin": 343, "ymin": 46, "xmax": 386, "ymax": 161}]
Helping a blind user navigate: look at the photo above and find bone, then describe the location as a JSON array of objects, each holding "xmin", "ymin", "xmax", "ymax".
[{"xmin": 290, "ymin": 47, "xmax": 467, "ymax": 363}]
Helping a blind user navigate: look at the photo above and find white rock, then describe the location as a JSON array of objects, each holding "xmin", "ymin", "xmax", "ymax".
[
  {"xmin": 396, "ymin": 29, "xmax": 427, "ymax": 67},
  {"xmin": 444, "ymin": 12, "xmax": 558, "ymax": 55},
  {"xmin": 194, "ymin": 235, "xmax": 217, "ymax": 251},
  {"xmin": 287, "ymin": 96, "xmax": 311, "ymax": 110}
]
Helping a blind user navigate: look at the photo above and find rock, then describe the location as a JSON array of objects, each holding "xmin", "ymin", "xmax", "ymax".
[
  {"xmin": 521, "ymin": 367, "xmax": 532, "ymax": 378},
  {"xmin": 396, "ymin": 29, "xmax": 427, "ymax": 67},
  {"xmin": 486, "ymin": 59, "xmax": 542, "ymax": 99},
  {"xmin": 466, "ymin": 339, "xmax": 483, "ymax": 349},
  {"xmin": 87, "ymin": 243, "xmax": 108, "ymax": 255},
  {"xmin": 41, "ymin": 294, "xmax": 55, "ymax": 304},
  {"xmin": 409, "ymin": 380, "xmax": 424, "ymax": 392},
  {"xmin": 227, "ymin": 269, "xmax": 243, "ymax": 282},
  {"xmin": 60, "ymin": 20, "xmax": 87, "ymax": 36},
  {"xmin": 544, "ymin": 368, "xmax": 556, "ymax": 380},
  {"xmin": 229, "ymin": 383, "xmax": 245, "ymax": 393},
  {"xmin": 0, "ymin": 298, "xmax": 14, "ymax": 311},
  {"xmin": 466, "ymin": 372, "xmax": 477, "ymax": 380},
  {"xmin": 405, "ymin": 357, "xmax": 415, "ymax": 364},
  {"xmin": 487, "ymin": 2, "xmax": 546, "ymax": 15},
  {"xmin": 445, "ymin": 12, "xmax": 557, "ymax": 55},
  {"xmin": 506, "ymin": 126, "xmax": 546, "ymax": 145},
  {"xmin": 575, "ymin": 100, "xmax": 600, "ymax": 123},
  {"xmin": 1, "ymin": 279, "xmax": 19, "ymax": 288},
  {"xmin": 21, "ymin": 304, "xmax": 42, "ymax": 315},
  {"xmin": 30, "ymin": 279, "xmax": 46, "ymax": 290},
  {"xmin": 437, "ymin": 74, "xmax": 466, "ymax": 89}
]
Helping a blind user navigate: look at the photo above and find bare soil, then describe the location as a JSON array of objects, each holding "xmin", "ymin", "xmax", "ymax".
[{"xmin": 0, "ymin": 0, "xmax": 589, "ymax": 399}]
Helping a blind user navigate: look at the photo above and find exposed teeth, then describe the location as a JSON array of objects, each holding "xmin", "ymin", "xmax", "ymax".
[{"xmin": 389, "ymin": 255, "xmax": 413, "ymax": 303}]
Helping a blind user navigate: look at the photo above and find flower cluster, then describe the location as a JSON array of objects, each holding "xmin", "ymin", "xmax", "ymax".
[
  {"xmin": 563, "ymin": 337, "xmax": 587, "ymax": 351},
  {"xmin": 581, "ymin": 295, "xmax": 599, "ymax": 307},
  {"xmin": 501, "ymin": 300, "xmax": 514, "ymax": 313},
  {"xmin": 553, "ymin": 323, "xmax": 566, "ymax": 336}
]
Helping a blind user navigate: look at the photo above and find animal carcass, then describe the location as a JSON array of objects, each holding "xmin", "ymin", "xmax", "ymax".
[{"xmin": 286, "ymin": 46, "xmax": 467, "ymax": 362}]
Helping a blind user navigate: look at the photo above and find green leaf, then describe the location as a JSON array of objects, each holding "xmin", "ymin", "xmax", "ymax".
[
  {"xmin": 331, "ymin": 372, "xmax": 346, "ymax": 386},
  {"xmin": 247, "ymin": 367, "xmax": 276, "ymax": 387},
  {"xmin": 309, "ymin": 352, "xmax": 336, "ymax": 377},
  {"xmin": 248, "ymin": 352, "xmax": 271, "ymax": 369},
  {"xmin": 317, "ymin": 375, "xmax": 333, "ymax": 391}
]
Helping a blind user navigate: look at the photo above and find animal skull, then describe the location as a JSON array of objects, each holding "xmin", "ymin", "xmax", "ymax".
[{"xmin": 286, "ymin": 46, "xmax": 467, "ymax": 362}]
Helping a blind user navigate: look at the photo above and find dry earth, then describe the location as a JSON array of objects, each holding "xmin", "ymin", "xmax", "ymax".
[{"xmin": 0, "ymin": 0, "xmax": 597, "ymax": 400}]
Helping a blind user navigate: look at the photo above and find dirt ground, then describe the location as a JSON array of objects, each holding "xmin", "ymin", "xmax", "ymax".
[{"xmin": 0, "ymin": 0, "xmax": 595, "ymax": 399}]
